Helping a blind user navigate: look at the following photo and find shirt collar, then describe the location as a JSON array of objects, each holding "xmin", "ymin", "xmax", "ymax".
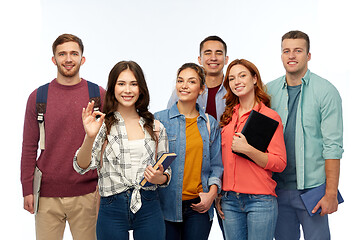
[
  {"xmin": 281, "ymin": 69, "xmax": 311, "ymax": 88},
  {"xmin": 169, "ymin": 102, "xmax": 206, "ymax": 121}
]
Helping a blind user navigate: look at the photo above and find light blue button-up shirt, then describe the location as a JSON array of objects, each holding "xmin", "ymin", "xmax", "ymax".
[
  {"xmin": 266, "ymin": 70, "xmax": 343, "ymax": 190},
  {"xmin": 155, "ymin": 103, "xmax": 223, "ymax": 222}
]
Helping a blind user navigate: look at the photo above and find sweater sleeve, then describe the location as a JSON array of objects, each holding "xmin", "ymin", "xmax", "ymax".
[{"xmin": 21, "ymin": 90, "xmax": 39, "ymax": 197}]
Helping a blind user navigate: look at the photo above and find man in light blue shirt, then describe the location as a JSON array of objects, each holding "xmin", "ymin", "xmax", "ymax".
[
  {"xmin": 267, "ymin": 30, "xmax": 343, "ymax": 240},
  {"xmin": 167, "ymin": 36, "xmax": 229, "ymax": 122}
]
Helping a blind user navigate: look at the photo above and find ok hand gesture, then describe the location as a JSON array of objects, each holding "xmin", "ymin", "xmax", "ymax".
[{"xmin": 82, "ymin": 101, "xmax": 106, "ymax": 138}]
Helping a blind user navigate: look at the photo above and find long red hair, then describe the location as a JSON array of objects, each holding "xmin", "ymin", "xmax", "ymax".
[{"xmin": 220, "ymin": 59, "xmax": 271, "ymax": 127}]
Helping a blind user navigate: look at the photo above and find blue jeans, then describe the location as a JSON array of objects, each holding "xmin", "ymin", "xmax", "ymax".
[
  {"xmin": 275, "ymin": 188, "xmax": 330, "ymax": 240},
  {"xmin": 221, "ymin": 191, "xmax": 277, "ymax": 240},
  {"xmin": 96, "ymin": 189, "xmax": 165, "ymax": 240},
  {"xmin": 165, "ymin": 197, "xmax": 213, "ymax": 240}
]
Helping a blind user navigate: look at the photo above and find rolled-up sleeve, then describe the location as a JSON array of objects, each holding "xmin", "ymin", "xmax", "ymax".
[
  {"xmin": 265, "ymin": 114, "xmax": 287, "ymax": 173},
  {"xmin": 320, "ymin": 84, "xmax": 344, "ymax": 160},
  {"xmin": 73, "ymin": 123, "xmax": 106, "ymax": 174}
]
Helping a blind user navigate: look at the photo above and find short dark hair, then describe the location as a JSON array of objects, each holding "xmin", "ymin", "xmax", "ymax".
[
  {"xmin": 199, "ymin": 35, "xmax": 227, "ymax": 55},
  {"xmin": 282, "ymin": 30, "xmax": 310, "ymax": 53},
  {"xmin": 52, "ymin": 33, "xmax": 84, "ymax": 55}
]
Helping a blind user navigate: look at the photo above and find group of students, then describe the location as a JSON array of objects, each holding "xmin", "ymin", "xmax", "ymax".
[{"xmin": 21, "ymin": 31, "xmax": 343, "ymax": 240}]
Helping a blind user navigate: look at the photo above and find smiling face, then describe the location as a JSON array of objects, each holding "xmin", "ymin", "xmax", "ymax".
[
  {"xmin": 114, "ymin": 68, "xmax": 140, "ymax": 111},
  {"xmin": 52, "ymin": 41, "xmax": 85, "ymax": 79},
  {"xmin": 198, "ymin": 40, "xmax": 228, "ymax": 77},
  {"xmin": 228, "ymin": 64, "xmax": 257, "ymax": 100},
  {"xmin": 281, "ymin": 38, "xmax": 311, "ymax": 80},
  {"xmin": 176, "ymin": 68, "xmax": 204, "ymax": 103}
]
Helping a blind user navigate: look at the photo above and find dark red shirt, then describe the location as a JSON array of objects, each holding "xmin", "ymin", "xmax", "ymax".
[{"xmin": 205, "ymin": 84, "xmax": 221, "ymax": 119}]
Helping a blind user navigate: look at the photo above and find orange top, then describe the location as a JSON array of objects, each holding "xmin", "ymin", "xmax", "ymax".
[
  {"xmin": 182, "ymin": 117, "xmax": 203, "ymax": 200},
  {"xmin": 221, "ymin": 102, "xmax": 286, "ymax": 196}
]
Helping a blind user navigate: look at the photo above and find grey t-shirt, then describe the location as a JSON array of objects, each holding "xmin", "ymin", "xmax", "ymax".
[{"xmin": 274, "ymin": 84, "xmax": 301, "ymax": 189}]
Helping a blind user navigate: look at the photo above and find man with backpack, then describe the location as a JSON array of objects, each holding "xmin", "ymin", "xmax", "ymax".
[{"xmin": 21, "ymin": 33, "xmax": 106, "ymax": 240}]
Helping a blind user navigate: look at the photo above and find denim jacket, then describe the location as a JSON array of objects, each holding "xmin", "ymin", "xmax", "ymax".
[{"xmin": 154, "ymin": 103, "xmax": 223, "ymax": 222}]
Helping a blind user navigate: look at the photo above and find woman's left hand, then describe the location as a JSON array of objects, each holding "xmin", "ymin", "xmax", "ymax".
[
  {"xmin": 144, "ymin": 164, "xmax": 167, "ymax": 185},
  {"xmin": 231, "ymin": 132, "xmax": 250, "ymax": 154},
  {"xmin": 191, "ymin": 187, "xmax": 218, "ymax": 213}
]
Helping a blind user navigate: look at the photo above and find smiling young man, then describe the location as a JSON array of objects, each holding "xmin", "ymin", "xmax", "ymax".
[
  {"xmin": 167, "ymin": 36, "xmax": 229, "ymax": 122},
  {"xmin": 267, "ymin": 30, "xmax": 343, "ymax": 240},
  {"xmin": 21, "ymin": 34, "xmax": 105, "ymax": 240}
]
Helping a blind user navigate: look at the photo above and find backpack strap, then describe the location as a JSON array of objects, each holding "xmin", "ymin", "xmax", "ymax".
[
  {"xmin": 205, "ymin": 113, "xmax": 211, "ymax": 138},
  {"xmin": 35, "ymin": 81, "xmax": 101, "ymax": 150},
  {"xmin": 36, "ymin": 83, "xmax": 49, "ymax": 150},
  {"xmin": 87, "ymin": 81, "xmax": 101, "ymax": 111}
]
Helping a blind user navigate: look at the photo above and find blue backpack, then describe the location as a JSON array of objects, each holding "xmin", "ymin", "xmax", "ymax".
[{"xmin": 36, "ymin": 81, "xmax": 101, "ymax": 150}]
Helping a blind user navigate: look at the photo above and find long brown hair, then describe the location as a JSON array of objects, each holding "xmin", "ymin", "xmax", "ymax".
[
  {"xmin": 220, "ymin": 59, "xmax": 270, "ymax": 127},
  {"xmin": 103, "ymin": 61, "xmax": 156, "ymax": 141}
]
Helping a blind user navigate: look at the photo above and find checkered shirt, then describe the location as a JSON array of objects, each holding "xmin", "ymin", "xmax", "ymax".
[{"xmin": 74, "ymin": 112, "xmax": 170, "ymax": 213}]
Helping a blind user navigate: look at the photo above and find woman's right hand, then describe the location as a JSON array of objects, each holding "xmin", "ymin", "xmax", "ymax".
[{"xmin": 82, "ymin": 101, "xmax": 106, "ymax": 138}]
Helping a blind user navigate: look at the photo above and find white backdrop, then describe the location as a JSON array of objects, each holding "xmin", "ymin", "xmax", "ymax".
[{"xmin": 1, "ymin": 0, "xmax": 358, "ymax": 239}]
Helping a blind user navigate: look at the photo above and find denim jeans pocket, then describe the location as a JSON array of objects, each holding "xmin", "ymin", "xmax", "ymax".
[
  {"xmin": 141, "ymin": 190, "xmax": 159, "ymax": 201},
  {"xmin": 100, "ymin": 195, "xmax": 116, "ymax": 206}
]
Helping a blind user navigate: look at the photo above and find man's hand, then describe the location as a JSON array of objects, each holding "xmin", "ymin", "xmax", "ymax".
[
  {"xmin": 24, "ymin": 194, "xmax": 34, "ymax": 214},
  {"xmin": 312, "ymin": 193, "xmax": 338, "ymax": 216},
  {"xmin": 313, "ymin": 159, "xmax": 341, "ymax": 216}
]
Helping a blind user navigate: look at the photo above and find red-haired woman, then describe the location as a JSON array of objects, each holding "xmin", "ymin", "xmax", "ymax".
[{"xmin": 216, "ymin": 59, "xmax": 286, "ymax": 240}]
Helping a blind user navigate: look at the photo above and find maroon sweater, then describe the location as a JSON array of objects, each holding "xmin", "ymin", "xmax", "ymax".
[{"xmin": 21, "ymin": 79, "xmax": 106, "ymax": 197}]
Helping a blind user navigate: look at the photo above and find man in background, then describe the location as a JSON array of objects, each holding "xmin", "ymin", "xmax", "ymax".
[{"xmin": 167, "ymin": 35, "xmax": 229, "ymax": 122}]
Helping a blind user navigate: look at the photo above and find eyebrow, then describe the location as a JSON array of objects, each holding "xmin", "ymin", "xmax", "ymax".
[
  {"xmin": 229, "ymin": 71, "xmax": 247, "ymax": 76},
  {"xmin": 58, "ymin": 50, "xmax": 80, "ymax": 54},
  {"xmin": 203, "ymin": 49, "xmax": 224, "ymax": 53},
  {"xmin": 116, "ymin": 79, "xmax": 137, "ymax": 82},
  {"xmin": 282, "ymin": 47, "xmax": 304, "ymax": 51},
  {"xmin": 177, "ymin": 76, "xmax": 198, "ymax": 80}
]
